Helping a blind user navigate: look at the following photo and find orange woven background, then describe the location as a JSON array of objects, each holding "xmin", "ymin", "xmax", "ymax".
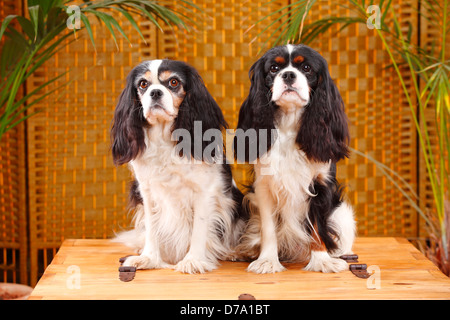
[{"xmin": 0, "ymin": 0, "xmax": 425, "ymax": 285}]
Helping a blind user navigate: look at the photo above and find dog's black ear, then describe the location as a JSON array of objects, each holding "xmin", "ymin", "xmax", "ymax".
[
  {"xmin": 234, "ymin": 58, "xmax": 277, "ymax": 163},
  {"xmin": 296, "ymin": 61, "xmax": 350, "ymax": 163},
  {"xmin": 172, "ymin": 64, "xmax": 227, "ymax": 162},
  {"xmin": 111, "ymin": 73, "xmax": 147, "ymax": 166}
]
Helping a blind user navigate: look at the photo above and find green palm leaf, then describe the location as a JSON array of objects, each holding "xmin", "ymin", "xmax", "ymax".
[{"xmin": 0, "ymin": 0, "xmax": 199, "ymax": 141}]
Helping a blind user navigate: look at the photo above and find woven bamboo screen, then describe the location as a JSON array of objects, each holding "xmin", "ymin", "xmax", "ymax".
[
  {"xmin": 0, "ymin": 0, "xmax": 425, "ymax": 285},
  {"xmin": 0, "ymin": 0, "xmax": 27, "ymax": 284}
]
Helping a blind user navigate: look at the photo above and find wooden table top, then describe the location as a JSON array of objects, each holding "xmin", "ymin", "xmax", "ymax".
[{"xmin": 29, "ymin": 237, "xmax": 450, "ymax": 300}]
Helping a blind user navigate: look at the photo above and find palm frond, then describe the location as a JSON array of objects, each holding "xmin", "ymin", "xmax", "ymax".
[{"xmin": 0, "ymin": 0, "xmax": 198, "ymax": 141}]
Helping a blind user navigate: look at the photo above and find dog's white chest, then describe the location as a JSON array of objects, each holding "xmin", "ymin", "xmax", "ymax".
[
  {"xmin": 256, "ymin": 127, "xmax": 331, "ymax": 202},
  {"xmin": 132, "ymin": 145, "xmax": 208, "ymax": 199}
]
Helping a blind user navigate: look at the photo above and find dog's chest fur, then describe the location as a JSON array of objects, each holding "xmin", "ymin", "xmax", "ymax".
[
  {"xmin": 257, "ymin": 111, "xmax": 331, "ymax": 203},
  {"xmin": 249, "ymin": 111, "xmax": 332, "ymax": 261},
  {"xmin": 129, "ymin": 124, "xmax": 233, "ymax": 264},
  {"xmin": 132, "ymin": 125, "xmax": 210, "ymax": 201}
]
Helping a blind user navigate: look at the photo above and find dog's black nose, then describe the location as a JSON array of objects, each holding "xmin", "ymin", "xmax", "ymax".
[
  {"xmin": 282, "ymin": 71, "xmax": 296, "ymax": 83},
  {"xmin": 150, "ymin": 89, "xmax": 163, "ymax": 99}
]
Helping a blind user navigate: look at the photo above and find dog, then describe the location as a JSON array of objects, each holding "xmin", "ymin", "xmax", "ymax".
[
  {"xmin": 233, "ymin": 44, "xmax": 356, "ymax": 274},
  {"xmin": 111, "ymin": 59, "xmax": 246, "ymax": 274}
]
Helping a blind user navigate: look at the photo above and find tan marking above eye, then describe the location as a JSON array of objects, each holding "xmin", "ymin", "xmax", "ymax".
[
  {"xmin": 293, "ymin": 55, "xmax": 304, "ymax": 63},
  {"xmin": 159, "ymin": 71, "xmax": 172, "ymax": 82},
  {"xmin": 275, "ymin": 56, "xmax": 285, "ymax": 64},
  {"xmin": 144, "ymin": 71, "xmax": 152, "ymax": 80}
]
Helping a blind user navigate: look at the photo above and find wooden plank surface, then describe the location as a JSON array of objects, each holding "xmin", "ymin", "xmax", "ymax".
[{"xmin": 29, "ymin": 237, "xmax": 450, "ymax": 300}]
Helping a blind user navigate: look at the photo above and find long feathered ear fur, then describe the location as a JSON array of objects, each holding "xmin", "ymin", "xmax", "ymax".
[
  {"xmin": 234, "ymin": 58, "xmax": 277, "ymax": 162},
  {"xmin": 172, "ymin": 64, "xmax": 227, "ymax": 162},
  {"xmin": 296, "ymin": 63, "xmax": 350, "ymax": 163},
  {"xmin": 111, "ymin": 72, "xmax": 147, "ymax": 166}
]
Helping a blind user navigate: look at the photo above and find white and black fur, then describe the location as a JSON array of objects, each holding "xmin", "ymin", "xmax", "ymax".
[
  {"xmin": 234, "ymin": 44, "xmax": 356, "ymax": 273},
  {"xmin": 111, "ymin": 59, "xmax": 246, "ymax": 274}
]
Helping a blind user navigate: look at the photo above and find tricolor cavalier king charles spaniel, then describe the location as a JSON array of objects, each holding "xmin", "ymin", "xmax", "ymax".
[
  {"xmin": 233, "ymin": 44, "xmax": 356, "ymax": 274},
  {"xmin": 111, "ymin": 59, "xmax": 246, "ymax": 274}
]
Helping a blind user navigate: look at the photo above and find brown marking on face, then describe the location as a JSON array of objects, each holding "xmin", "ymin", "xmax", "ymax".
[
  {"xmin": 171, "ymin": 87, "xmax": 186, "ymax": 110},
  {"xmin": 159, "ymin": 71, "xmax": 172, "ymax": 82},
  {"xmin": 161, "ymin": 71, "xmax": 185, "ymax": 110},
  {"xmin": 293, "ymin": 55, "xmax": 304, "ymax": 64},
  {"xmin": 275, "ymin": 56, "xmax": 285, "ymax": 64},
  {"xmin": 144, "ymin": 71, "xmax": 152, "ymax": 80}
]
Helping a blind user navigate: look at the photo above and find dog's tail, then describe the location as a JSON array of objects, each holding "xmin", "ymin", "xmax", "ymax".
[{"xmin": 111, "ymin": 204, "xmax": 145, "ymax": 253}]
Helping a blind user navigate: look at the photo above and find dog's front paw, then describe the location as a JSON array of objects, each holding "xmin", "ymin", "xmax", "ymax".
[
  {"xmin": 175, "ymin": 254, "xmax": 217, "ymax": 274},
  {"xmin": 247, "ymin": 257, "xmax": 286, "ymax": 274},
  {"xmin": 123, "ymin": 254, "xmax": 171, "ymax": 270},
  {"xmin": 303, "ymin": 251, "xmax": 348, "ymax": 273}
]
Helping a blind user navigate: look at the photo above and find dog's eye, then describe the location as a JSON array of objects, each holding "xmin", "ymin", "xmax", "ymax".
[
  {"xmin": 270, "ymin": 65, "xmax": 280, "ymax": 73},
  {"xmin": 302, "ymin": 64, "xmax": 311, "ymax": 73},
  {"xmin": 169, "ymin": 78, "xmax": 179, "ymax": 88},
  {"xmin": 139, "ymin": 80, "xmax": 149, "ymax": 89}
]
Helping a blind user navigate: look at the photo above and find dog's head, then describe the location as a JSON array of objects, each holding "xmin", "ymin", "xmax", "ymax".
[
  {"xmin": 111, "ymin": 59, "xmax": 227, "ymax": 165},
  {"xmin": 235, "ymin": 44, "xmax": 349, "ymax": 163}
]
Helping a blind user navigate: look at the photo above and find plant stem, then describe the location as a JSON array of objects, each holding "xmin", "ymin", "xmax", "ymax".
[
  {"xmin": 385, "ymin": 6, "xmax": 445, "ymax": 228},
  {"xmin": 298, "ymin": 0, "xmax": 311, "ymax": 41},
  {"xmin": 388, "ymin": 3, "xmax": 448, "ymax": 257}
]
